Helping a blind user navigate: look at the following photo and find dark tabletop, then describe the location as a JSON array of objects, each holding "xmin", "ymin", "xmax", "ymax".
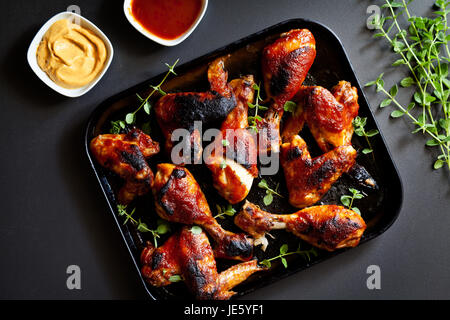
[{"xmin": 1, "ymin": 0, "xmax": 449, "ymax": 300}]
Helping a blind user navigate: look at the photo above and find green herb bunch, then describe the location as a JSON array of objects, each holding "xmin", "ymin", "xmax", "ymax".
[{"xmin": 367, "ymin": 0, "xmax": 450, "ymax": 170}]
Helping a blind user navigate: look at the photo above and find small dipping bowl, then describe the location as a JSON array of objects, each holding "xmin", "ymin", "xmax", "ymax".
[
  {"xmin": 123, "ymin": 0, "xmax": 208, "ymax": 46},
  {"xmin": 27, "ymin": 11, "xmax": 114, "ymax": 98}
]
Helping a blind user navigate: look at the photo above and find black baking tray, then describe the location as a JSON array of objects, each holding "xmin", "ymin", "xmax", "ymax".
[{"xmin": 85, "ymin": 19, "xmax": 403, "ymax": 300}]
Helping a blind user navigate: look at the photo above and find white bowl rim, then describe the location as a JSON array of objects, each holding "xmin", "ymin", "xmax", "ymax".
[
  {"xmin": 123, "ymin": 0, "xmax": 208, "ymax": 46},
  {"xmin": 27, "ymin": 11, "xmax": 114, "ymax": 98}
]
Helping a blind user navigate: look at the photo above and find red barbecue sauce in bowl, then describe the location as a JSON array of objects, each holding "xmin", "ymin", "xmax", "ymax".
[{"xmin": 130, "ymin": 0, "xmax": 203, "ymax": 40}]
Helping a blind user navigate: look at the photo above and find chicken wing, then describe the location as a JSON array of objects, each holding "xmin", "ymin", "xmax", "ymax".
[
  {"xmin": 152, "ymin": 163, "xmax": 254, "ymax": 261},
  {"xmin": 154, "ymin": 57, "xmax": 236, "ymax": 161},
  {"xmin": 281, "ymin": 135, "xmax": 356, "ymax": 208},
  {"xmin": 235, "ymin": 201, "xmax": 366, "ymax": 251},
  {"xmin": 281, "ymin": 81, "xmax": 377, "ymax": 188},
  {"xmin": 90, "ymin": 128, "xmax": 160, "ymax": 204},
  {"xmin": 282, "ymin": 81, "xmax": 359, "ymax": 151},
  {"xmin": 257, "ymin": 29, "xmax": 316, "ymax": 155},
  {"xmin": 205, "ymin": 75, "xmax": 258, "ymax": 204},
  {"xmin": 141, "ymin": 226, "xmax": 264, "ymax": 300}
]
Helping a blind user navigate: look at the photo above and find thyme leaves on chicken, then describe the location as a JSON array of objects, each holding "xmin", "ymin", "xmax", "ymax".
[
  {"xmin": 260, "ymin": 243, "xmax": 318, "ymax": 269},
  {"xmin": 352, "ymin": 116, "xmax": 380, "ymax": 154},
  {"xmin": 110, "ymin": 59, "xmax": 180, "ymax": 133},
  {"xmin": 258, "ymin": 179, "xmax": 283, "ymax": 206},
  {"xmin": 117, "ymin": 204, "xmax": 170, "ymax": 247},
  {"xmin": 248, "ymin": 83, "xmax": 268, "ymax": 133},
  {"xmin": 340, "ymin": 188, "xmax": 365, "ymax": 215},
  {"xmin": 283, "ymin": 101, "xmax": 298, "ymax": 113},
  {"xmin": 367, "ymin": 0, "xmax": 450, "ymax": 170},
  {"xmin": 168, "ymin": 275, "xmax": 183, "ymax": 283},
  {"xmin": 190, "ymin": 225, "xmax": 203, "ymax": 235},
  {"xmin": 214, "ymin": 204, "xmax": 237, "ymax": 220}
]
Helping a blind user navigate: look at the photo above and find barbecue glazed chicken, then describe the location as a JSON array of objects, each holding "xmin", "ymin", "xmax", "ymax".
[
  {"xmin": 141, "ymin": 226, "xmax": 264, "ymax": 300},
  {"xmin": 281, "ymin": 135, "xmax": 356, "ymax": 208},
  {"xmin": 205, "ymin": 75, "xmax": 258, "ymax": 204},
  {"xmin": 152, "ymin": 163, "xmax": 254, "ymax": 261},
  {"xmin": 281, "ymin": 81, "xmax": 377, "ymax": 188},
  {"xmin": 282, "ymin": 81, "xmax": 359, "ymax": 151},
  {"xmin": 257, "ymin": 29, "xmax": 316, "ymax": 155},
  {"xmin": 90, "ymin": 128, "xmax": 160, "ymax": 204},
  {"xmin": 154, "ymin": 57, "xmax": 236, "ymax": 162},
  {"xmin": 235, "ymin": 201, "xmax": 366, "ymax": 251}
]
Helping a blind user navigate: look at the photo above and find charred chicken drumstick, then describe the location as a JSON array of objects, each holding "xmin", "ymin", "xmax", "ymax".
[
  {"xmin": 152, "ymin": 163, "xmax": 254, "ymax": 261},
  {"xmin": 90, "ymin": 128, "xmax": 160, "ymax": 204},
  {"xmin": 281, "ymin": 135, "xmax": 357, "ymax": 208},
  {"xmin": 154, "ymin": 57, "xmax": 236, "ymax": 161},
  {"xmin": 235, "ymin": 201, "xmax": 366, "ymax": 251},
  {"xmin": 205, "ymin": 75, "xmax": 258, "ymax": 204},
  {"xmin": 141, "ymin": 226, "xmax": 264, "ymax": 300},
  {"xmin": 257, "ymin": 29, "xmax": 316, "ymax": 155}
]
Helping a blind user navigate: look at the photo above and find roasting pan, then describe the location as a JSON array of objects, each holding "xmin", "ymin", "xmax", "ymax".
[{"xmin": 85, "ymin": 19, "xmax": 403, "ymax": 300}]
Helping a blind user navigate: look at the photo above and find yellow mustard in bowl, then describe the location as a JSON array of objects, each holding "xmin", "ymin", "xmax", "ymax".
[{"xmin": 36, "ymin": 19, "xmax": 107, "ymax": 89}]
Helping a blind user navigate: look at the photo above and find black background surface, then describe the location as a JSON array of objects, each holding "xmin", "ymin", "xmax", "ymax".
[{"xmin": 0, "ymin": 0, "xmax": 449, "ymax": 300}]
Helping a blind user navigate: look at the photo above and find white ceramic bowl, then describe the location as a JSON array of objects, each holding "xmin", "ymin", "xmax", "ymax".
[
  {"xmin": 123, "ymin": 0, "xmax": 208, "ymax": 46},
  {"xmin": 27, "ymin": 12, "xmax": 114, "ymax": 98}
]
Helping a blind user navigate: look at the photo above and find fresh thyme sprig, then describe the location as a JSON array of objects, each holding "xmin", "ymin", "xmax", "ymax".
[
  {"xmin": 260, "ymin": 243, "xmax": 318, "ymax": 268},
  {"xmin": 367, "ymin": 0, "xmax": 450, "ymax": 170},
  {"xmin": 258, "ymin": 179, "xmax": 283, "ymax": 206},
  {"xmin": 214, "ymin": 204, "xmax": 237, "ymax": 220},
  {"xmin": 340, "ymin": 188, "xmax": 365, "ymax": 215},
  {"xmin": 353, "ymin": 116, "xmax": 380, "ymax": 155},
  {"xmin": 248, "ymin": 83, "xmax": 268, "ymax": 133},
  {"xmin": 117, "ymin": 204, "xmax": 170, "ymax": 247},
  {"xmin": 110, "ymin": 59, "xmax": 179, "ymax": 133}
]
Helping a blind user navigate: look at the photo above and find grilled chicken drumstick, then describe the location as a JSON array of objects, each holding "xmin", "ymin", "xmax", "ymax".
[
  {"xmin": 281, "ymin": 135, "xmax": 357, "ymax": 208},
  {"xmin": 235, "ymin": 201, "xmax": 366, "ymax": 251},
  {"xmin": 282, "ymin": 81, "xmax": 377, "ymax": 188},
  {"xmin": 257, "ymin": 29, "xmax": 316, "ymax": 155},
  {"xmin": 154, "ymin": 57, "xmax": 236, "ymax": 161},
  {"xmin": 152, "ymin": 163, "xmax": 254, "ymax": 261},
  {"xmin": 205, "ymin": 75, "xmax": 258, "ymax": 204},
  {"xmin": 141, "ymin": 226, "xmax": 264, "ymax": 300},
  {"xmin": 90, "ymin": 128, "xmax": 160, "ymax": 204}
]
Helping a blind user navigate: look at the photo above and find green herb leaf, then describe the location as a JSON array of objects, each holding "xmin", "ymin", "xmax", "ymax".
[
  {"xmin": 434, "ymin": 159, "xmax": 444, "ymax": 169},
  {"xmin": 143, "ymin": 101, "xmax": 151, "ymax": 115},
  {"xmin": 263, "ymin": 192, "xmax": 273, "ymax": 206},
  {"xmin": 400, "ymin": 77, "xmax": 415, "ymax": 87},
  {"xmin": 169, "ymin": 275, "xmax": 183, "ymax": 283},
  {"xmin": 380, "ymin": 98, "xmax": 392, "ymax": 108},
  {"xmin": 281, "ymin": 257, "xmax": 288, "ymax": 268},
  {"xmin": 125, "ymin": 113, "xmax": 135, "ymax": 125},
  {"xmin": 391, "ymin": 110, "xmax": 405, "ymax": 118},
  {"xmin": 219, "ymin": 160, "xmax": 227, "ymax": 169},
  {"xmin": 390, "ymin": 84, "xmax": 399, "ymax": 97},
  {"xmin": 283, "ymin": 101, "xmax": 297, "ymax": 113},
  {"xmin": 190, "ymin": 226, "xmax": 202, "ymax": 235}
]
